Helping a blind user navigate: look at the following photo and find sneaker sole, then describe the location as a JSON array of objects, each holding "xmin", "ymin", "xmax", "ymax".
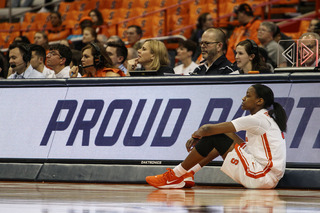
[
  {"xmin": 183, "ymin": 177, "xmax": 195, "ymax": 188},
  {"xmin": 157, "ymin": 181, "xmax": 186, "ymax": 189}
]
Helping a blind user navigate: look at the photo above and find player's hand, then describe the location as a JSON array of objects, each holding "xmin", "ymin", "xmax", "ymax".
[{"xmin": 186, "ymin": 137, "xmax": 200, "ymax": 152}]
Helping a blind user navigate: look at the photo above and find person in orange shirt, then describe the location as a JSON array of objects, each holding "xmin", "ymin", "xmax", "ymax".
[
  {"xmin": 226, "ymin": 3, "xmax": 261, "ymax": 63},
  {"xmin": 70, "ymin": 42, "xmax": 125, "ymax": 78},
  {"xmin": 47, "ymin": 12, "xmax": 70, "ymax": 42}
]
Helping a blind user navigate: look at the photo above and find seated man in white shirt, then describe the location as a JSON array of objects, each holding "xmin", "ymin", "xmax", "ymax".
[
  {"xmin": 46, "ymin": 44, "xmax": 80, "ymax": 78},
  {"xmin": 30, "ymin": 44, "xmax": 56, "ymax": 78},
  {"xmin": 8, "ymin": 42, "xmax": 45, "ymax": 79},
  {"xmin": 174, "ymin": 40, "xmax": 198, "ymax": 75}
]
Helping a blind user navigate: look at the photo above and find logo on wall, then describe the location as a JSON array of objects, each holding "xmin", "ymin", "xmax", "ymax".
[{"xmin": 280, "ymin": 39, "xmax": 319, "ymax": 67}]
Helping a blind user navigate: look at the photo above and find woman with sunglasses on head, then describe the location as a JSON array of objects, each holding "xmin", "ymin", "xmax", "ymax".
[
  {"xmin": 231, "ymin": 39, "xmax": 271, "ymax": 74},
  {"xmin": 70, "ymin": 42, "xmax": 125, "ymax": 77},
  {"xmin": 127, "ymin": 39, "xmax": 174, "ymax": 76}
]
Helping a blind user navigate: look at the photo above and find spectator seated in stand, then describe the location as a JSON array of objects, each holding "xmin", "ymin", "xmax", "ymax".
[
  {"xmin": 191, "ymin": 28, "xmax": 234, "ymax": 75},
  {"xmin": 106, "ymin": 41, "xmax": 128, "ymax": 74},
  {"xmin": 70, "ymin": 42, "xmax": 125, "ymax": 78},
  {"xmin": 307, "ymin": 18, "xmax": 320, "ymax": 35},
  {"xmin": 127, "ymin": 39, "xmax": 174, "ymax": 76},
  {"xmin": 46, "ymin": 43, "xmax": 79, "ymax": 78},
  {"xmin": 230, "ymin": 39, "xmax": 271, "ymax": 74},
  {"xmin": 174, "ymin": 40, "xmax": 198, "ymax": 75},
  {"xmin": 126, "ymin": 25, "xmax": 143, "ymax": 51},
  {"xmin": 299, "ymin": 32, "xmax": 320, "ymax": 67},
  {"xmin": 34, "ymin": 31, "xmax": 50, "ymax": 51},
  {"xmin": 30, "ymin": 44, "xmax": 56, "ymax": 78},
  {"xmin": 89, "ymin": 9, "xmax": 105, "ymax": 35},
  {"xmin": 7, "ymin": 42, "xmax": 45, "ymax": 79},
  {"xmin": 257, "ymin": 21, "xmax": 286, "ymax": 68},
  {"xmin": 226, "ymin": 3, "xmax": 261, "ymax": 63},
  {"xmin": 47, "ymin": 11, "xmax": 70, "ymax": 42}
]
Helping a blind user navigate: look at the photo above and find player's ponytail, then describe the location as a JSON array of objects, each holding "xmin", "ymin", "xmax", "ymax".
[
  {"xmin": 252, "ymin": 84, "xmax": 287, "ymax": 132},
  {"xmin": 269, "ymin": 102, "xmax": 287, "ymax": 132}
]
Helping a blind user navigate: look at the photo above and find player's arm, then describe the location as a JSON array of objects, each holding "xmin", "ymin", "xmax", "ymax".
[{"xmin": 191, "ymin": 122, "xmax": 236, "ymax": 139}]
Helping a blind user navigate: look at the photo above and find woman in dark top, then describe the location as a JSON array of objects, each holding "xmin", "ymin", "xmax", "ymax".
[{"xmin": 127, "ymin": 39, "xmax": 174, "ymax": 76}]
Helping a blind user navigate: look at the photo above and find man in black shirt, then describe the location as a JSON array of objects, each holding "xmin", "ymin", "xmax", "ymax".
[{"xmin": 191, "ymin": 28, "xmax": 235, "ymax": 75}]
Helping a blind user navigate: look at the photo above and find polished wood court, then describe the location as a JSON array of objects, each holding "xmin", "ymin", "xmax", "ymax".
[{"xmin": 0, "ymin": 182, "xmax": 319, "ymax": 212}]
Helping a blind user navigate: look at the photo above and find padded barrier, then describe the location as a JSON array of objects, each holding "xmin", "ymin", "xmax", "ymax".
[
  {"xmin": 1, "ymin": 163, "xmax": 319, "ymax": 189},
  {"xmin": 0, "ymin": 163, "xmax": 43, "ymax": 181},
  {"xmin": 1, "ymin": 72, "xmax": 320, "ymax": 189}
]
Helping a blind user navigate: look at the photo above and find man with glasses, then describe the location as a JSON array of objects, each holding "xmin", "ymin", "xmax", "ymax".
[
  {"xmin": 46, "ymin": 44, "xmax": 79, "ymax": 78},
  {"xmin": 8, "ymin": 42, "xmax": 45, "ymax": 79},
  {"xmin": 191, "ymin": 28, "xmax": 234, "ymax": 75},
  {"xmin": 257, "ymin": 21, "xmax": 286, "ymax": 68},
  {"xmin": 299, "ymin": 32, "xmax": 320, "ymax": 67}
]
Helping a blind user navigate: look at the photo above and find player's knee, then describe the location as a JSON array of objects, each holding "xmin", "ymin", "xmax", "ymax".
[{"xmin": 195, "ymin": 134, "xmax": 234, "ymax": 157}]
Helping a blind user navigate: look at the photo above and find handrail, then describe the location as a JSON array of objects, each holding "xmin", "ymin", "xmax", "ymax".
[{"xmin": 7, "ymin": 0, "xmax": 61, "ymax": 21}]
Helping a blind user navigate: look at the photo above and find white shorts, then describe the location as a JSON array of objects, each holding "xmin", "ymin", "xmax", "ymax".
[{"xmin": 221, "ymin": 144, "xmax": 279, "ymax": 189}]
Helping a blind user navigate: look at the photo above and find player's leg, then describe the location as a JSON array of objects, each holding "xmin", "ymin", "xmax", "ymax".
[{"xmin": 146, "ymin": 133, "xmax": 240, "ymax": 188}]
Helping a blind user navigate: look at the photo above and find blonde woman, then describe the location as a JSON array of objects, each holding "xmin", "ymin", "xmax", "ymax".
[{"xmin": 127, "ymin": 39, "xmax": 174, "ymax": 76}]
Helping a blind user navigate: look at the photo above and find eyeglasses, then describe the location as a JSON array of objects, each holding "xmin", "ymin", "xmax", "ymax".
[
  {"xmin": 199, "ymin": 41, "xmax": 220, "ymax": 47},
  {"xmin": 47, "ymin": 51, "xmax": 62, "ymax": 58}
]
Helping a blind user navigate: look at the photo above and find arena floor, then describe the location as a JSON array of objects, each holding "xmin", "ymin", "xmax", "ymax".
[{"xmin": 0, "ymin": 181, "xmax": 319, "ymax": 212}]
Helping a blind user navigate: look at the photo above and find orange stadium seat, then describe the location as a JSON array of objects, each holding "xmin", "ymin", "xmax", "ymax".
[
  {"xmin": 0, "ymin": 31, "xmax": 20, "ymax": 48},
  {"xmin": 21, "ymin": 31, "xmax": 37, "ymax": 43},
  {"xmin": 58, "ymin": 2, "xmax": 75, "ymax": 13},
  {"xmin": 73, "ymin": 0, "xmax": 97, "ymax": 12},
  {"xmin": 152, "ymin": 16, "xmax": 166, "ymax": 37},
  {"xmin": 20, "ymin": 22, "xmax": 39, "ymax": 33},
  {"xmin": 35, "ymin": 12, "xmax": 51, "ymax": 31},
  {"xmin": 121, "ymin": 0, "xmax": 142, "ymax": 10},
  {"xmin": 138, "ymin": 0, "xmax": 156, "ymax": 10},
  {"xmin": 97, "ymin": 0, "xmax": 120, "ymax": 9},
  {"xmin": 118, "ymin": 8, "xmax": 143, "ymax": 20},
  {"xmin": 102, "ymin": 9, "xmax": 119, "ymax": 26},
  {"xmin": 188, "ymin": 4, "xmax": 210, "ymax": 25},
  {"xmin": 167, "ymin": 4, "xmax": 189, "ymax": 17},
  {"xmin": 167, "ymin": 14, "xmax": 189, "ymax": 36},
  {"xmin": 299, "ymin": 20, "xmax": 310, "ymax": 35},
  {"xmin": 23, "ymin": 12, "xmax": 38, "ymax": 23},
  {"xmin": 4, "ymin": 22, "xmax": 21, "ymax": 33},
  {"xmin": 101, "ymin": 9, "xmax": 120, "ymax": 36},
  {"xmin": 0, "ymin": 0, "xmax": 6, "ymax": 8}
]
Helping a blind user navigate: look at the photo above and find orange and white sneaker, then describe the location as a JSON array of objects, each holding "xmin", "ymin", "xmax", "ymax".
[
  {"xmin": 146, "ymin": 168, "xmax": 185, "ymax": 189},
  {"xmin": 182, "ymin": 171, "xmax": 195, "ymax": 188}
]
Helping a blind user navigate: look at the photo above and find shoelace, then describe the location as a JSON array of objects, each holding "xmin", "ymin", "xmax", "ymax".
[{"xmin": 163, "ymin": 168, "xmax": 175, "ymax": 181}]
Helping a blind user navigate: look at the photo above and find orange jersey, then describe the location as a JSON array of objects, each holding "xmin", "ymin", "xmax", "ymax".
[{"xmin": 226, "ymin": 18, "xmax": 261, "ymax": 63}]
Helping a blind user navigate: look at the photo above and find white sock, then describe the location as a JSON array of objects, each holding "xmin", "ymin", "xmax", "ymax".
[
  {"xmin": 188, "ymin": 163, "xmax": 202, "ymax": 174},
  {"xmin": 173, "ymin": 163, "xmax": 187, "ymax": 177}
]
